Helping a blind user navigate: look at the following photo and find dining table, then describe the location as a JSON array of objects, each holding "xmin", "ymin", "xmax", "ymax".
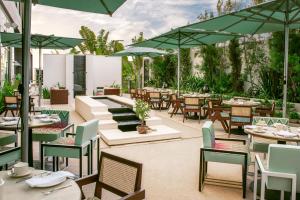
[
  {"xmin": 0, "ymin": 115, "xmax": 60, "ymax": 167},
  {"xmin": 223, "ymin": 99, "xmax": 261, "ymax": 107},
  {"xmin": 0, "ymin": 169, "xmax": 81, "ymax": 200},
  {"xmin": 244, "ymin": 125, "xmax": 300, "ymax": 144}
]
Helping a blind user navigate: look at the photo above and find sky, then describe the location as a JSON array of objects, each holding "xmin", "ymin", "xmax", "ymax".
[{"xmin": 31, "ymin": 0, "xmax": 220, "ymax": 45}]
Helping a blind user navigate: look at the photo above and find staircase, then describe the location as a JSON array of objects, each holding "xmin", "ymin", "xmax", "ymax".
[{"xmin": 108, "ymin": 107, "xmax": 141, "ymax": 132}]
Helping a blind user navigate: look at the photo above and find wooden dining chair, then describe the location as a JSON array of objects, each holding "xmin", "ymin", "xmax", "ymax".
[
  {"xmin": 255, "ymin": 101, "xmax": 276, "ymax": 117},
  {"xmin": 183, "ymin": 97, "xmax": 203, "ymax": 123},
  {"xmin": 207, "ymin": 100, "xmax": 230, "ymax": 132},
  {"xmin": 169, "ymin": 94, "xmax": 183, "ymax": 117},
  {"xmin": 229, "ymin": 106, "xmax": 253, "ymax": 137},
  {"xmin": 130, "ymin": 89, "xmax": 137, "ymax": 99},
  {"xmin": 149, "ymin": 92, "xmax": 162, "ymax": 110},
  {"xmin": 76, "ymin": 151, "xmax": 145, "ymax": 200},
  {"xmin": 4, "ymin": 96, "xmax": 19, "ymax": 117}
]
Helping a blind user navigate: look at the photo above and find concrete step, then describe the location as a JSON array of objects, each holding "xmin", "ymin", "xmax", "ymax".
[
  {"xmin": 92, "ymin": 111, "xmax": 112, "ymax": 120},
  {"xmin": 98, "ymin": 120, "xmax": 118, "ymax": 130}
]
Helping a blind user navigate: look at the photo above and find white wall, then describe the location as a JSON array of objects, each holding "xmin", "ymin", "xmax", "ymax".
[
  {"xmin": 86, "ymin": 55, "xmax": 121, "ymax": 95},
  {"xmin": 43, "ymin": 54, "xmax": 122, "ymax": 100},
  {"xmin": 43, "ymin": 54, "xmax": 66, "ymax": 88}
]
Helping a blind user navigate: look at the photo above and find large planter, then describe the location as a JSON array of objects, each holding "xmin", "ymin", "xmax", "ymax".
[{"xmin": 137, "ymin": 125, "xmax": 148, "ymax": 134}]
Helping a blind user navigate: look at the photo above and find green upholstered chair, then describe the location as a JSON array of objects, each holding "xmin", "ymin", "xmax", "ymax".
[
  {"xmin": 41, "ymin": 119, "xmax": 99, "ymax": 177},
  {"xmin": 199, "ymin": 121, "xmax": 250, "ymax": 198},
  {"xmin": 0, "ymin": 132, "xmax": 17, "ymax": 147},
  {"xmin": 0, "ymin": 147, "xmax": 21, "ymax": 169},
  {"xmin": 76, "ymin": 151, "xmax": 145, "ymax": 200},
  {"xmin": 250, "ymin": 117, "xmax": 289, "ymax": 154},
  {"xmin": 229, "ymin": 106, "xmax": 253, "ymax": 137},
  {"xmin": 254, "ymin": 144, "xmax": 300, "ymax": 200},
  {"xmin": 33, "ymin": 109, "xmax": 71, "ymax": 143}
]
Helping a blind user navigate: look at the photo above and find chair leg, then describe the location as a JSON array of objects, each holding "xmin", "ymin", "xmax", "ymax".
[
  {"xmin": 4, "ymin": 110, "xmax": 7, "ymax": 117},
  {"xmin": 52, "ymin": 156, "xmax": 56, "ymax": 172},
  {"xmin": 90, "ymin": 142, "xmax": 93, "ymax": 174},
  {"xmin": 79, "ymin": 149, "xmax": 83, "ymax": 178},
  {"xmin": 97, "ymin": 138, "xmax": 100, "ymax": 171},
  {"xmin": 66, "ymin": 157, "xmax": 69, "ymax": 167},
  {"xmin": 199, "ymin": 149, "xmax": 204, "ymax": 191},
  {"xmin": 11, "ymin": 110, "xmax": 15, "ymax": 117},
  {"xmin": 87, "ymin": 146, "xmax": 91, "ymax": 175},
  {"xmin": 56, "ymin": 157, "xmax": 59, "ymax": 171},
  {"xmin": 40, "ymin": 144, "xmax": 44, "ymax": 170}
]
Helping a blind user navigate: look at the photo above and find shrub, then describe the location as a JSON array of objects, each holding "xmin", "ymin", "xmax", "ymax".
[
  {"xmin": 135, "ymin": 100, "xmax": 150, "ymax": 125},
  {"xmin": 289, "ymin": 112, "xmax": 300, "ymax": 120}
]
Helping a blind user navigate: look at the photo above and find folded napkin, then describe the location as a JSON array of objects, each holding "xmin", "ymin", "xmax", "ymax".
[
  {"xmin": 26, "ymin": 171, "xmax": 75, "ymax": 187},
  {"xmin": 275, "ymin": 131, "xmax": 298, "ymax": 138},
  {"xmin": 34, "ymin": 114, "xmax": 48, "ymax": 119},
  {"xmin": 1, "ymin": 120, "xmax": 19, "ymax": 126}
]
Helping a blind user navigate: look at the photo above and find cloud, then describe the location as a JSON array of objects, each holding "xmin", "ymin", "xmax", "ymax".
[{"xmin": 31, "ymin": 0, "xmax": 219, "ymax": 45}]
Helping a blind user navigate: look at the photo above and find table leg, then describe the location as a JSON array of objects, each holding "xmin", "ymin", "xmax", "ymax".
[{"xmin": 28, "ymin": 128, "xmax": 33, "ymax": 167}]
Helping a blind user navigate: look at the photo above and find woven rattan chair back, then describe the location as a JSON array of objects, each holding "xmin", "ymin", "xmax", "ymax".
[
  {"xmin": 185, "ymin": 97, "xmax": 200, "ymax": 106},
  {"xmin": 149, "ymin": 92, "xmax": 160, "ymax": 99},
  {"xmin": 95, "ymin": 152, "xmax": 142, "ymax": 198},
  {"xmin": 5, "ymin": 96, "xmax": 18, "ymax": 104},
  {"xmin": 231, "ymin": 106, "xmax": 252, "ymax": 117}
]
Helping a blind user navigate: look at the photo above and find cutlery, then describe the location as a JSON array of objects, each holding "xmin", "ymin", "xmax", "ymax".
[{"xmin": 42, "ymin": 184, "xmax": 72, "ymax": 195}]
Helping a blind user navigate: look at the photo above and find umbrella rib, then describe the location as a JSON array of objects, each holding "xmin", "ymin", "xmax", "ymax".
[
  {"xmin": 219, "ymin": 4, "xmax": 277, "ymax": 33},
  {"xmin": 251, "ymin": 1, "xmax": 284, "ymax": 35},
  {"xmin": 289, "ymin": 10, "xmax": 300, "ymax": 22},
  {"xmin": 99, "ymin": 0, "xmax": 112, "ymax": 16},
  {"xmin": 180, "ymin": 32, "xmax": 208, "ymax": 45},
  {"xmin": 232, "ymin": 10, "xmax": 284, "ymax": 24}
]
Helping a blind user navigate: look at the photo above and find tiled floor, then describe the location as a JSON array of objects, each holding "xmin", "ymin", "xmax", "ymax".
[{"xmin": 13, "ymin": 101, "xmax": 256, "ymax": 200}]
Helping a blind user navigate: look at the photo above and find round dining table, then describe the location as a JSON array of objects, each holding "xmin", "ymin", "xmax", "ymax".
[
  {"xmin": 223, "ymin": 99, "xmax": 261, "ymax": 107},
  {"xmin": 245, "ymin": 125, "xmax": 300, "ymax": 144},
  {"xmin": 0, "ymin": 116, "xmax": 60, "ymax": 167},
  {"xmin": 0, "ymin": 170, "xmax": 81, "ymax": 200}
]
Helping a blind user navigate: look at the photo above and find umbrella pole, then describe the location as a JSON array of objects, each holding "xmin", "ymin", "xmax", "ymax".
[
  {"xmin": 38, "ymin": 47, "xmax": 42, "ymax": 107},
  {"xmin": 21, "ymin": 0, "xmax": 32, "ymax": 164},
  {"xmin": 177, "ymin": 48, "xmax": 180, "ymax": 95},
  {"xmin": 283, "ymin": 23, "xmax": 289, "ymax": 118}
]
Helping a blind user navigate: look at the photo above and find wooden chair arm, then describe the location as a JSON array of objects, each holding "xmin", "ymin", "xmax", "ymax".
[
  {"xmin": 119, "ymin": 189, "xmax": 145, "ymax": 200},
  {"xmin": 76, "ymin": 174, "xmax": 99, "ymax": 199}
]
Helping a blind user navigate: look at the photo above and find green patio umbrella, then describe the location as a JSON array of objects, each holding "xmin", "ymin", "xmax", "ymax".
[
  {"xmin": 3, "ymin": 0, "xmax": 126, "ymax": 165},
  {"xmin": 132, "ymin": 28, "xmax": 242, "ymax": 93},
  {"xmin": 113, "ymin": 47, "xmax": 168, "ymax": 88},
  {"xmin": 180, "ymin": 0, "xmax": 300, "ymax": 117},
  {"xmin": 0, "ymin": 32, "xmax": 84, "ymax": 107}
]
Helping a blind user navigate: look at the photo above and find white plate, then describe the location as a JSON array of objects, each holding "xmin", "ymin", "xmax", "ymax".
[
  {"xmin": 7, "ymin": 168, "xmax": 33, "ymax": 178},
  {"xmin": 2, "ymin": 117, "xmax": 19, "ymax": 121},
  {"xmin": 25, "ymin": 171, "xmax": 74, "ymax": 188}
]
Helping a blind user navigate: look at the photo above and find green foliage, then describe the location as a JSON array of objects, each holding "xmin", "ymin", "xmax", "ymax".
[
  {"xmin": 135, "ymin": 100, "xmax": 150, "ymax": 124},
  {"xmin": 229, "ymin": 39, "xmax": 243, "ymax": 91},
  {"xmin": 42, "ymin": 87, "xmax": 50, "ymax": 99},
  {"xmin": 289, "ymin": 112, "xmax": 300, "ymax": 120},
  {"xmin": 180, "ymin": 49, "xmax": 192, "ymax": 82},
  {"xmin": 0, "ymin": 81, "xmax": 17, "ymax": 113},
  {"xmin": 181, "ymin": 76, "xmax": 205, "ymax": 92}
]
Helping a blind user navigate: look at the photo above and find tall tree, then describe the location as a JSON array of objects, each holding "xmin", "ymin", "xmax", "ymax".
[
  {"xmin": 131, "ymin": 32, "xmax": 145, "ymax": 88},
  {"xmin": 229, "ymin": 39, "xmax": 243, "ymax": 91}
]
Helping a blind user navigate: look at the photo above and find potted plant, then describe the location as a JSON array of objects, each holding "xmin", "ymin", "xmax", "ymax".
[
  {"xmin": 135, "ymin": 99, "xmax": 150, "ymax": 134},
  {"xmin": 289, "ymin": 111, "xmax": 300, "ymax": 124}
]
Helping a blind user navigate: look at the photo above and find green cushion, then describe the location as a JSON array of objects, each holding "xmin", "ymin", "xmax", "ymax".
[
  {"xmin": 44, "ymin": 137, "xmax": 89, "ymax": 158},
  {"xmin": 202, "ymin": 121, "xmax": 250, "ymax": 165},
  {"xmin": 220, "ymin": 112, "xmax": 230, "ymax": 118},
  {"xmin": 231, "ymin": 116, "xmax": 251, "ymax": 123},
  {"xmin": 252, "ymin": 142, "xmax": 269, "ymax": 153},
  {"xmin": 0, "ymin": 133, "xmax": 16, "ymax": 146},
  {"xmin": 0, "ymin": 147, "xmax": 21, "ymax": 166},
  {"xmin": 204, "ymin": 151, "xmax": 248, "ymax": 165},
  {"xmin": 252, "ymin": 117, "xmax": 289, "ymax": 126},
  {"xmin": 267, "ymin": 145, "xmax": 300, "ymax": 193}
]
